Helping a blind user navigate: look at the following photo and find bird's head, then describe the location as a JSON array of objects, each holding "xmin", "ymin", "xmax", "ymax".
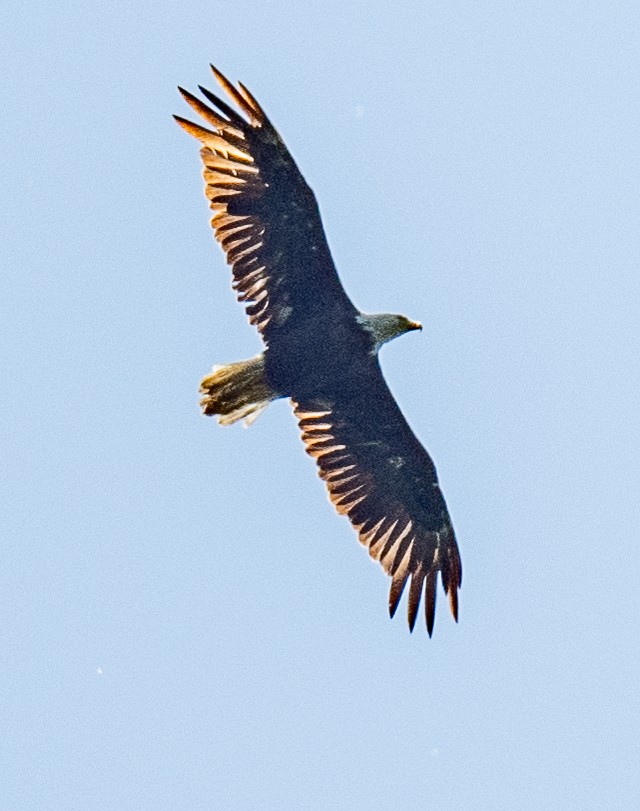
[{"xmin": 357, "ymin": 312, "xmax": 422, "ymax": 351}]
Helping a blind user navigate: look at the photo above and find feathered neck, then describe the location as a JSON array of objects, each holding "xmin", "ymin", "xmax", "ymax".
[{"xmin": 356, "ymin": 312, "xmax": 422, "ymax": 352}]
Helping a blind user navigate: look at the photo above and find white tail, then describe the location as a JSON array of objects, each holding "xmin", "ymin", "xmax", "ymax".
[{"xmin": 199, "ymin": 354, "xmax": 277, "ymax": 426}]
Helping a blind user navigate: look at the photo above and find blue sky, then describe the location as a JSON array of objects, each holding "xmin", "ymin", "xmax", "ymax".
[{"xmin": 3, "ymin": 2, "xmax": 639, "ymax": 809}]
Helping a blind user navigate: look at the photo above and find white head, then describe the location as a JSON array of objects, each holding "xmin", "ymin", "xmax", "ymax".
[{"xmin": 357, "ymin": 312, "xmax": 422, "ymax": 352}]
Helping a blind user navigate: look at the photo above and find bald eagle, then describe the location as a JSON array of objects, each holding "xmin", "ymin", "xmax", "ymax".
[{"xmin": 175, "ymin": 67, "xmax": 461, "ymax": 634}]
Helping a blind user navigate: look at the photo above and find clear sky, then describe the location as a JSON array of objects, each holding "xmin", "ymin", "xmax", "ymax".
[{"xmin": 3, "ymin": 2, "xmax": 639, "ymax": 809}]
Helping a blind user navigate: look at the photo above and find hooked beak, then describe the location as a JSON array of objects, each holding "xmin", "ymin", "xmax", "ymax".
[{"xmin": 408, "ymin": 319, "xmax": 423, "ymax": 332}]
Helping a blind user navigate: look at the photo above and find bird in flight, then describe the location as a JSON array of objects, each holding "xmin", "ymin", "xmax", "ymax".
[{"xmin": 175, "ymin": 66, "xmax": 461, "ymax": 634}]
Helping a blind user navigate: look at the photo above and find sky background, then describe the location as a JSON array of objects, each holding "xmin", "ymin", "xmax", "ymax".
[{"xmin": 2, "ymin": 2, "xmax": 639, "ymax": 809}]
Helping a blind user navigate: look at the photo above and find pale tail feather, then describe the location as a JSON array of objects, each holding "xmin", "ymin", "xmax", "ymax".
[{"xmin": 199, "ymin": 354, "xmax": 277, "ymax": 426}]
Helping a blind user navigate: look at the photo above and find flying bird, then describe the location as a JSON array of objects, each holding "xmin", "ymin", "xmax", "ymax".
[{"xmin": 175, "ymin": 66, "xmax": 462, "ymax": 634}]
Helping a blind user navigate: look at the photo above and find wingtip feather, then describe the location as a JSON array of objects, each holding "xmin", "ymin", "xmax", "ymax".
[
  {"xmin": 210, "ymin": 63, "xmax": 225, "ymax": 84},
  {"xmin": 173, "ymin": 115, "xmax": 216, "ymax": 142},
  {"xmin": 446, "ymin": 553, "xmax": 462, "ymax": 622},
  {"xmin": 237, "ymin": 80, "xmax": 269, "ymax": 123},
  {"xmin": 210, "ymin": 65, "xmax": 261, "ymax": 124},
  {"xmin": 198, "ymin": 83, "xmax": 246, "ymax": 128},
  {"xmin": 388, "ymin": 571, "xmax": 409, "ymax": 619},
  {"xmin": 178, "ymin": 86, "xmax": 232, "ymax": 131},
  {"xmin": 407, "ymin": 570, "xmax": 424, "ymax": 632},
  {"xmin": 448, "ymin": 583, "xmax": 459, "ymax": 623},
  {"xmin": 425, "ymin": 572, "xmax": 437, "ymax": 637}
]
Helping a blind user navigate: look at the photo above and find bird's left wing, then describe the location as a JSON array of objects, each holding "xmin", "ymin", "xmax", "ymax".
[
  {"xmin": 175, "ymin": 67, "xmax": 357, "ymax": 344},
  {"xmin": 294, "ymin": 364, "xmax": 461, "ymax": 635}
]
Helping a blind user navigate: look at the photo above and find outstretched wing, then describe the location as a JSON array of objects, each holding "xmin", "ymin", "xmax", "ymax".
[
  {"xmin": 294, "ymin": 363, "xmax": 461, "ymax": 635},
  {"xmin": 175, "ymin": 67, "xmax": 357, "ymax": 343}
]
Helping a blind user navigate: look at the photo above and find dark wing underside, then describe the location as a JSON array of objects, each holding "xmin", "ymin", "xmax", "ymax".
[
  {"xmin": 175, "ymin": 67, "xmax": 356, "ymax": 344},
  {"xmin": 294, "ymin": 361, "xmax": 461, "ymax": 635}
]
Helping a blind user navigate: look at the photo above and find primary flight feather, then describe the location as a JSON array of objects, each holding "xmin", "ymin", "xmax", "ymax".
[{"xmin": 175, "ymin": 66, "xmax": 461, "ymax": 634}]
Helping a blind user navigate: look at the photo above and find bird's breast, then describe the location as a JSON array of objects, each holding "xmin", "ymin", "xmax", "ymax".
[{"xmin": 264, "ymin": 312, "xmax": 375, "ymax": 399}]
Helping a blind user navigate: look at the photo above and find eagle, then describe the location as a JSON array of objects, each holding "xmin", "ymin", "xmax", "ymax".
[{"xmin": 175, "ymin": 66, "xmax": 462, "ymax": 634}]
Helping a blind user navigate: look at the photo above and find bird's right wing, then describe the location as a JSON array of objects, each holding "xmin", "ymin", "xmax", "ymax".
[
  {"xmin": 293, "ymin": 363, "xmax": 461, "ymax": 635},
  {"xmin": 175, "ymin": 67, "xmax": 357, "ymax": 344}
]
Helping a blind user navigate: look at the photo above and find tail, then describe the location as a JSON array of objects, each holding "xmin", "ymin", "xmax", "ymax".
[{"xmin": 199, "ymin": 354, "xmax": 278, "ymax": 426}]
